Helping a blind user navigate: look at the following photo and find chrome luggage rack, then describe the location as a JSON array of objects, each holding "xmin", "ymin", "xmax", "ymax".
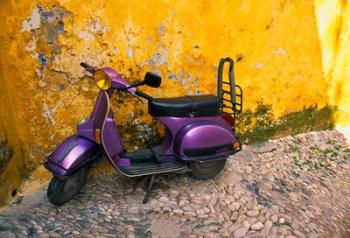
[{"xmin": 217, "ymin": 57, "xmax": 243, "ymax": 117}]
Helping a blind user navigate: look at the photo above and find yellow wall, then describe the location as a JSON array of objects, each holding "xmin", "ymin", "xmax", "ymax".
[
  {"xmin": 0, "ymin": 55, "xmax": 26, "ymax": 206},
  {"xmin": 0, "ymin": 0, "xmax": 330, "ymax": 203},
  {"xmin": 314, "ymin": 0, "xmax": 350, "ymax": 126}
]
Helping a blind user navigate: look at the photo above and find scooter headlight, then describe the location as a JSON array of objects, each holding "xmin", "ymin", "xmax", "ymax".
[{"xmin": 94, "ymin": 69, "xmax": 111, "ymax": 90}]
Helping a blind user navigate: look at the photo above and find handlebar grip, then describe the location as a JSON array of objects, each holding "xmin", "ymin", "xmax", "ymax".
[
  {"xmin": 80, "ymin": 62, "xmax": 89, "ymax": 68},
  {"xmin": 80, "ymin": 62, "xmax": 95, "ymax": 73}
]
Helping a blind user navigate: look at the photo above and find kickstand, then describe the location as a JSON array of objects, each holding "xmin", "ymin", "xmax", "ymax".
[{"xmin": 143, "ymin": 175, "xmax": 155, "ymax": 204}]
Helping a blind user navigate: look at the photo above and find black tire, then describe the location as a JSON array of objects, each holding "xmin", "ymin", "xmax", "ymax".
[
  {"xmin": 189, "ymin": 159, "xmax": 227, "ymax": 180},
  {"xmin": 47, "ymin": 166, "xmax": 88, "ymax": 205}
]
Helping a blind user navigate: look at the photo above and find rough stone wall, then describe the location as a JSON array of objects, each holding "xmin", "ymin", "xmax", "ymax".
[{"xmin": 0, "ymin": 0, "xmax": 332, "ymax": 204}]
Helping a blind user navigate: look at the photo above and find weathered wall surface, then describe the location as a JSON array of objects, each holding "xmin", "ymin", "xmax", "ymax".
[
  {"xmin": 314, "ymin": 0, "xmax": 350, "ymax": 127},
  {"xmin": 0, "ymin": 0, "xmax": 332, "ymax": 204},
  {"xmin": 0, "ymin": 57, "xmax": 26, "ymax": 206}
]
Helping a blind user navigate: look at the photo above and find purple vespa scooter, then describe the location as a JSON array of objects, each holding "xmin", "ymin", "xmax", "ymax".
[{"xmin": 45, "ymin": 57, "xmax": 243, "ymax": 205}]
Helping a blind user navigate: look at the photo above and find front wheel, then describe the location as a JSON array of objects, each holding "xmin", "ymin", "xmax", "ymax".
[
  {"xmin": 47, "ymin": 166, "xmax": 88, "ymax": 205},
  {"xmin": 189, "ymin": 158, "xmax": 227, "ymax": 180}
]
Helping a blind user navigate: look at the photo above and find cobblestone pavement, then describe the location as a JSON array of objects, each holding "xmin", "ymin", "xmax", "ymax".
[{"xmin": 1, "ymin": 130, "xmax": 350, "ymax": 238}]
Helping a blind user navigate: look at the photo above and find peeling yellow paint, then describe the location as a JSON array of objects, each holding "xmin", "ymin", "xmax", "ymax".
[{"xmin": 0, "ymin": 0, "xmax": 334, "ymax": 204}]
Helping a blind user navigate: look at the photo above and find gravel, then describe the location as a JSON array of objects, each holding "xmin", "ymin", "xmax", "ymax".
[{"xmin": 0, "ymin": 130, "xmax": 350, "ymax": 237}]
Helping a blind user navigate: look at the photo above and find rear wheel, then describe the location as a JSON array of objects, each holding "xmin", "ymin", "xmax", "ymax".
[
  {"xmin": 47, "ymin": 166, "xmax": 88, "ymax": 205},
  {"xmin": 189, "ymin": 158, "xmax": 226, "ymax": 180}
]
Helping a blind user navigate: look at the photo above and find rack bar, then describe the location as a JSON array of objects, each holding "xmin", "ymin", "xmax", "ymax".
[{"xmin": 217, "ymin": 57, "xmax": 243, "ymax": 115}]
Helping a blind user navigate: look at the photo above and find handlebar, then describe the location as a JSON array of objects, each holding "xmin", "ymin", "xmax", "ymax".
[
  {"xmin": 80, "ymin": 62, "xmax": 95, "ymax": 74},
  {"xmin": 135, "ymin": 90, "xmax": 153, "ymax": 100},
  {"xmin": 80, "ymin": 62, "xmax": 153, "ymax": 101}
]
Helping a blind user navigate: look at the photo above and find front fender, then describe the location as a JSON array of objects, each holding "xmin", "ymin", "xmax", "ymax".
[{"xmin": 44, "ymin": 135, "xmax": 100, "ymax": 179}]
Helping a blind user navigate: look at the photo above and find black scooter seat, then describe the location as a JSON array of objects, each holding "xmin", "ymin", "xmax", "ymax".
[{"xmin": 149, "ymin": 95, "xmax": 220, "ymax": 117}]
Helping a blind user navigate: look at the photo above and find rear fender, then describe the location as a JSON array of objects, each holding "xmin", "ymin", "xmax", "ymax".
[{"xmin": 44, "ymin": 135, "xmax": 100, "ymax": 179}]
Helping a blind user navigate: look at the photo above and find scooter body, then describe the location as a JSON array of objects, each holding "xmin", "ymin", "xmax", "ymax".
[{"xmin": 45, "ymin": 58, "xmax": 243, "ymax": 205}]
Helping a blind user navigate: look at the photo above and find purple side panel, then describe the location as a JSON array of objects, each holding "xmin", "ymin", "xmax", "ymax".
[
  {"xmin": 102, "ymin": 117, "xmax": 124, "ymax": 158},
  {"xmin": 46, "ymin": 135, "xmax": 99, "ymax": 176},
  {"xmin": 175, "ymin": 121, "xmax": 236, "ymax": 155},
  {"xmin": 156, "ymin": 116, "xmax": 237, "ymax": 161}
]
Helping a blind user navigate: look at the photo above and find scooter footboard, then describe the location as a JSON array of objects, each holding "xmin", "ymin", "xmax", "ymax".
[{"xmin": 44, "ymin": 135, "xmax": 100, "ymax": 179}]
